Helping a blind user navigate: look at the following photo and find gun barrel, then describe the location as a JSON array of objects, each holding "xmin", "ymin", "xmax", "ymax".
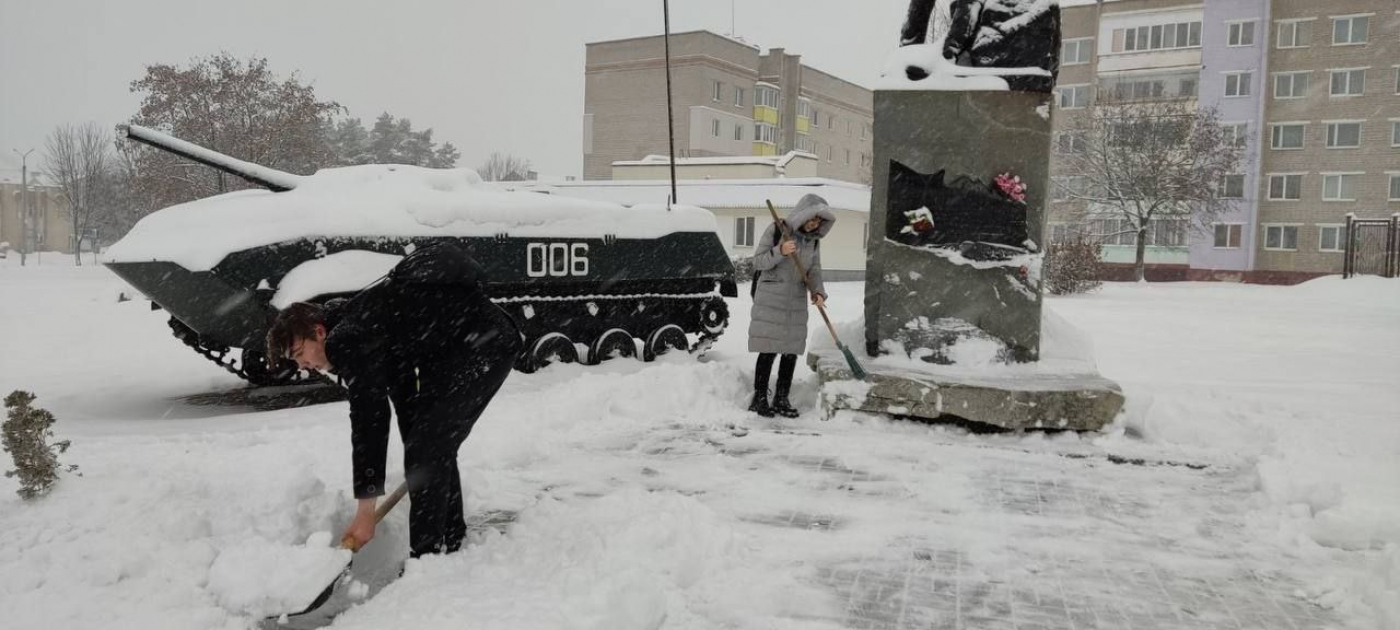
[{"xmin": 119, "ymin": 124, "xmax": 302, "ymax": 192}]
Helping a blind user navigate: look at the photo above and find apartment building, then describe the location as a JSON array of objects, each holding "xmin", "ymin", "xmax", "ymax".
[
  {"xmin": 583, "ymin": 31, "xmax": 873, "ymax": 184},
  {"xmin": 1251, "ymin": 1, "xmax": 1399, "ymax": 281},
  {"xmin": 1050, "ymin": 0, "xmax": 1399, "ymax": 282},
  {"xmin": 1051, "ymin": 0, "xmax": 1204, "ymax": 276}
]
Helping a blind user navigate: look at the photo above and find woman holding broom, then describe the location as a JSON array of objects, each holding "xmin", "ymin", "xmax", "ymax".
[{"xmin": 747, "ymin": 193, "xmax": 836, "ymax": 418}]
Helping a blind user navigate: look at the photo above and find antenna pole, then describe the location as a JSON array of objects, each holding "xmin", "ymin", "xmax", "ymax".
[{"xmin": 663, "ymin": 0, "xmax": 678, "ymax": 209}]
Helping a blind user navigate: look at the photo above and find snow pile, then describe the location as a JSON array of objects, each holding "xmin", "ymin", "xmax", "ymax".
[
  {"xmin": 333, "ymin": 489, "xmax": 779, "ymax": 629},
  {"xmin": 205, "ymin": 531, "xmax": 351, "ymax": 618},
  {"xmin": 270, "ymin": 250, "xmax": 402, "ymax": 308},
  {"xmin": 104, "ymin": 164, "xmax": 719, "ymax": 271}
]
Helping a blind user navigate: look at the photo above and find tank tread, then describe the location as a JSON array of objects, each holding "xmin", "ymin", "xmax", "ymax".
[
  {"xmin": 167, "ymin": 317, "xmax": 324, "ymax": 387},
  {"xmin": 489, "ymin": 290, "xmax": 719, "ymax": 304}
]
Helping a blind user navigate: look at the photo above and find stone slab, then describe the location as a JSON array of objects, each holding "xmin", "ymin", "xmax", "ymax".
[{"xmin": 808, "ymin": 348, "xmax": 1124, "ymax": 432}]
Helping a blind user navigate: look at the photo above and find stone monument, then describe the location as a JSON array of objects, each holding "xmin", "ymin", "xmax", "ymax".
[{"xmin": 808, "ymin": 0, "xmax": 1124, "ymax": 431}]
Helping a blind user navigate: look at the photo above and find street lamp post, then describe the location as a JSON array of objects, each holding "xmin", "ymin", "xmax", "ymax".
[{"xmin": 13, "ymin": 148, "xmax": 35, "ymax": 266}]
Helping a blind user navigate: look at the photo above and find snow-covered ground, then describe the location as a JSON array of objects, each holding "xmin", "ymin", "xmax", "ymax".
[{"xmin": 1, "ymin": 254, "xmax": 1396, "ymax": 629}]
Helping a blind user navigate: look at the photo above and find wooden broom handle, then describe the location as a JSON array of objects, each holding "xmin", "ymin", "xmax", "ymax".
[
  {"xmin": 340, "ymin": 480, "xmax": 409, "ymax": 551},
  {"xmin": 765, "ymin": 200, "xmax": 842, "ymax": 343}
]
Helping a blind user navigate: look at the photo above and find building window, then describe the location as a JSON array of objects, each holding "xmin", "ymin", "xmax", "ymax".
[
  {"xmin": 1332, "ymin": 15, "xmax": 1369, "ymax": 46},
  {"xmin": 826, "ymin": 145, "xmax": 833, "ymax": 162},
  {"xmin": 1101, "ymin": 72, "xmax": 1196, "ymax": 102},
  {"xmin": 754, "ymin": 123, "xmax": 777, "ymax": 144},
  {"xmin": 1057, "ymin": 85, "xmax": 1089, "ymax": 109},
  {"xmin": 1052, "ymin": 175, "xmax": 1088, "ymax": 201},
  {"xmin": 734, "ymin": 216, "xmax": 755, "ymax": 247},
  {"xmin": 1268, "ymin": 174, "xmax": 1303, "ymax": 200},
  {"xmin": 734, "ymin": 87, "xmax": 745, "ymax": 107},
  {"xmin": 712, "ymin": 119, "xmax": 721, "ymax": 137},
  {"xmin": 1224, "ymin": 72, "xmax": 1252, "ymax": 97},
  {"xmin": 1322, "ymin": 173, "xmax": 1360, "ymax": 201},
  {"xmin": 712, "ymin": 80, "xmax": 722, "ymax": 102},
  {"xmin": 1223, "ymin": 122, "xmax": 1248, "ymax": 147},
  {"xmin": 1325, "ymin": 122, "xmax": 1362, "ymax": 148},
  {"xmin": 795, "ymin": 134, "xmax": 813, "ymax": 153},
  {"xmin": 797, "ymin": 100, "xmax": 809, "ymax": 119},
  {"xmin": 1394, "ymin": 68, "xmax": 1399, "ymax": 94},
  {"xmin": 734, "ymin": 124, "xmax": 743, "ymax": 141},
  {"xmin": 1227, "ymin": 21, "xmax": 1255, "ymax": 47},
  {"xmin": 1389, "ymin": 174, "xmax": 1400, "ymax": 201},
  {"xmin": 755, "ymin": 85, "xmax": 780, "ymax": 108},
  {"xmin": 1271, "ymin": 124, "xmax": 1306, "ymax": 150},
  {"xmin": 1277, "ymin": 20, "xmax": 1312, "ymax": 49},
  {"xmin": 1213, "ymin": 224, "xmax": 1243, "ymax": 249},
  {"xmin": 1318, "ymin": 225, "xmax": 1345, "ymax": 252},
  {"xmin": 1114, "ymin": 21, "xmax": 1201, "ymax": 52},
  {"xmin": 844, "ymin": 149, "xmax": 851, "ymax": 165},
  {"xmin": 861, "ymin": 123, "xmax": 867, "ymax": 139},
  {"xmin": 1062, "ymin": 38, "xmax": 1093, "ymax": 65},
  {"xmin": 1273, "ymin": 72, "xmax": 1310, "ymax": 99},
  {"xmin": 1330, "ymin": 68, "xmax": 1366, "ymax": 96},
  {"xmin": 1219, "ymin": 174, "xmax": 1246, "ymax": 198},
  {"xmin": 1264, "ymin": 225, "xmax": 1299, "ymax": 250},
  {"xmin": 810, "ymin": 109, "xmax": 819, "ymax": 126},
  {"xmin": 1056, "ymin": 131, "xmax": 1087, "ymax": 155},
  {"xmin": 827, "ymin": 115, "xmax": 834, "ymax": 130},
  {"xmin": 1393, "ymin": 121, "xmax": 1400, "ymax": 147}
]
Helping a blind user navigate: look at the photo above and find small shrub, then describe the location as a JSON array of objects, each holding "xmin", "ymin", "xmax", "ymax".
[
  {"xmin": 731, "ymin": 255, "xmax": 755, "ymax": 282},
  {"xmin": 1044, "ymin": 239, "xmax": 1103, "ymax": 295},
  {"xmin": 3, "ymin": 391, "xmax": 79, "ymax": 500}
]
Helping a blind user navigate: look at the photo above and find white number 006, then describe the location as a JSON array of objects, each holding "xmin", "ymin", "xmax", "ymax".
[{"xmin": 526, "ymin": 242, "xmax": 589, "ymax": 277}]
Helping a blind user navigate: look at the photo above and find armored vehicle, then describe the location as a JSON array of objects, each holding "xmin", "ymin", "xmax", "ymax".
[{"xmin": 105, "ymin": 125, "xmax": 737, "ymax": 386}]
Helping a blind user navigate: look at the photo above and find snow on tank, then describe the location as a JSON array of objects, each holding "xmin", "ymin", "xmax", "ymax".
[{"xmin": 104, "ymin": 125, "xmax": 736, "ymax": 386}]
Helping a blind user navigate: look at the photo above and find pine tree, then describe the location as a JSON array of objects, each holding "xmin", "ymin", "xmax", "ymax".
[{"xmin": 3, "ymin": 391, "xmax": 79, "ymax": 500}]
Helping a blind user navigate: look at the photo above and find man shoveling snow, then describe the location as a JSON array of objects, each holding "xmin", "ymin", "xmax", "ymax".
[{"xmin": 268, "ymin": 242, "xmax": 523, "ymax": 559}]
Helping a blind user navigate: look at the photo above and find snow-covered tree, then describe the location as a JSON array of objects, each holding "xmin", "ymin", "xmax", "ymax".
[
  {"xmin": 122, "ymin": 52, "xmax": 342, "ymax": 210},
  {"xmin": 475, "ymin": 152, "xmax": 533, "ymax": 182},
  {"xmin": 1054, "ymin": 98, "xmax": 1244, "ymax": 282},
  {"xmin": 327, "ymin": 113, "xmax": 459, "ymax": 168},
  {"xmin": 42, "ymin": 122, "xmax": 111, "ymax": 265}
]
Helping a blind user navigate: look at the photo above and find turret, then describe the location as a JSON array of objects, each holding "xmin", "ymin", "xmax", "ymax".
[{"xmin": 118, "ymin": 124, "xmax": 303, "ymax": 192}]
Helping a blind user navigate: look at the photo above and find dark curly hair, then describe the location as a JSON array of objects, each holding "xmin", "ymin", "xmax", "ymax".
[{"xmin": 265, "ymin": 302, "xmax": 325, "ymax": 360}]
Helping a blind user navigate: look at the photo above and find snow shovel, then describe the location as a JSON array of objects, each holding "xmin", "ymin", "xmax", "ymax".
[
  {"xmin": 765, "ymin": 200, "xmax": 868, "ymax": 380},
  {"xmin": 266, "ymin": 480, "xmax": 409, "ymax": 626}
]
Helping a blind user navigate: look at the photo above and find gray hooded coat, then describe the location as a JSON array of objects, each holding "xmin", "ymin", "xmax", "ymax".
[{"xmin": 748, "ymin": 194, "xmax": 836, "ymax": 355}]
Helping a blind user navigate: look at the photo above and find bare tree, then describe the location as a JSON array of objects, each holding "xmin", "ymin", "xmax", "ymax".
[
  {"xmin": 1054, "ymin": 98, "xmax": 1244, "ymax": 281},
  {"xmin": 43, "ymin": 122, "xmax": 111, "ymax": 265},
  {"xmin": 475, "ymin": 152, "xmax": 533, "ymax": 182}
]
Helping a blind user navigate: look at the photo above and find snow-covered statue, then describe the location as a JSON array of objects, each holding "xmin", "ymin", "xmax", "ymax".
[{"xmin": 896, "ymin": 0, "xmax": 1060, "ymax": 92}]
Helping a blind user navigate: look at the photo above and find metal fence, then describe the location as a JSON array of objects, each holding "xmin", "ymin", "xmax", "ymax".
[{"xmin": 1343, "ymin": 214, "xmax": 1400, "ymax": 279}]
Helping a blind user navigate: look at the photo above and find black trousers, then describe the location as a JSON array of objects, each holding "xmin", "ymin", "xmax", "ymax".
[
  {"xmin": 753, "ymin": 352, "xmax": 797, "ymax": 396},
  {"xmin": 396, "ymin": 337, "xmax": 520, "ymax": 558}
]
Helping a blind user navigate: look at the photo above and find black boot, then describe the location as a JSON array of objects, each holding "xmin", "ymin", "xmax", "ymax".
[
  {"xmin": 748, "ymin": 390, "xmax": 774, "ymax": 417},
  {"xmin": 749, "ymin": 353, "xmax": 776, "ymax": 417},
  {"xmin": 771, "ymin": 354, "xmax": 800, "ymax": 418}
]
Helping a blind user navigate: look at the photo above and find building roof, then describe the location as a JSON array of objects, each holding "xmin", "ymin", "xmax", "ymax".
[
  {"xmin": 612, "ymin": 151, "xmax": 817, "ymax": 169},
  {"xmin": 507, "ymin": 177, "xmax": 870, "ymax": 214}
]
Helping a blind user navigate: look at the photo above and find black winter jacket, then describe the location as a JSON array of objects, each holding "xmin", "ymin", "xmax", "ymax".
[{"xmin": 323, "ymin": 243, "xmax": 522, "ymax": 498}]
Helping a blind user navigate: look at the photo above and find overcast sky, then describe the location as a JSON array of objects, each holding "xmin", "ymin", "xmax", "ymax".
[{"xmin": 0, "ymin": 0, "xmax": 911, "ymax": 180}]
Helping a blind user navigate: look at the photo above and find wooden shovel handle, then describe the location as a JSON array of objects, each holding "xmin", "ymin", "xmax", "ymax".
[
  {"xmin": 339, "ymin": 480, "xmax": 409, "ymax": 551},
  {"xmin": 765, "ymin": 200, "xmax": 843, "ymax": 345}
]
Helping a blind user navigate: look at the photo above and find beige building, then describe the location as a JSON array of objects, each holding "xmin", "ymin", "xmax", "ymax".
[
  {"xmin": 0, "ymin": 180, "xmax": 73, "ymax": 257},
  {"xmin": 1254, "ymin": 1, "xmax": 1400, "ymax": 278},
  {"xmin": 1051, "ymin": 0, "xmax": 1399, "ymax": 282},
  {"xmin": 584, "ymin": 30, "xmax": 873, "ymax": 185}
]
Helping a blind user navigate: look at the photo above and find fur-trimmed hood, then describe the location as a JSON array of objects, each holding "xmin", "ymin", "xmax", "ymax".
[{"xmin": 784, "ymin": 194, "xmax": 836, "ymax": 238}]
